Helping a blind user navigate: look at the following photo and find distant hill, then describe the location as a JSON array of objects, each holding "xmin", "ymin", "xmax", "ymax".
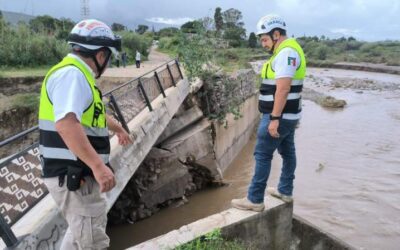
[{"xmin": 1, "ymin": 10, "xmax": 35, "ymax": 25}]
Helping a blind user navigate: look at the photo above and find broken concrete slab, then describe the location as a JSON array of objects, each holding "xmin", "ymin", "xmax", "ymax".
[{"xmin": 156, "ymin": 106, "xmax": 204, "ymax": 145}]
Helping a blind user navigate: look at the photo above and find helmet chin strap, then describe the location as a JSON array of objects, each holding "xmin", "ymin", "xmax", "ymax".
[
  {"xmin": 92, "ymin": 50, "xmax": 111, "ymax": 79},
  {"xmin": 268, "ymin": 33, "xmax": 279, "ymax": 55}
]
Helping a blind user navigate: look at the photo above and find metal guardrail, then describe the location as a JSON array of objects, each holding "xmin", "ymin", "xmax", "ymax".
[{"xmin": 0, "ymin": 59, "xmax": 184, "ymax": 247}]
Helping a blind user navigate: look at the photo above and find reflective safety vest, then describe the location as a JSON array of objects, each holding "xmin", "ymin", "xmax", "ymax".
[
  {"xmin": 259, "ymin": 38, "xmax": 306, "ymax": 116},
  {"xmin": 39, "ymin": 55, "xmax": 110, "ymax": 178}
]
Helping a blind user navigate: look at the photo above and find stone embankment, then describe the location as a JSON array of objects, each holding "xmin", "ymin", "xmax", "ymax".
[
  {"xmin": 0, "ymin": 77, "xmax": 42, "ymax": 141},
  {"xmin": 108, "ymin": 69, "xmax": 259, "ymax": 224},
  {"xmin": 0, "ymin": 77, "xmax": 42, "ymax": 96}
]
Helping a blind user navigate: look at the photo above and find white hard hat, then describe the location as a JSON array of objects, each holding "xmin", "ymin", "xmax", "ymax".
[
  {"xmin": 256, "ymin": 14, "xmax": 286, "ymax": 36},
  {"xmin": 67, "ymin": 19, "xmax": 121, "ymax": 55}
]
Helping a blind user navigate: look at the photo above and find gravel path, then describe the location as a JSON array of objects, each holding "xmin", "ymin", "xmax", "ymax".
[{"xmin": 103, "ymin": 46, "xmax": 172, "ymax": 78}]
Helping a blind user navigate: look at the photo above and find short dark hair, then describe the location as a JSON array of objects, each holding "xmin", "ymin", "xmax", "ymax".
[{"xmin": 270, "ymin": 28, "xmax": 286, "ymax": 36}]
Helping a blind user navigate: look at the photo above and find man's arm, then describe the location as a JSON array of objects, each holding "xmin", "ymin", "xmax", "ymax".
[
  {"xmin": 268, "ymin": 77, "xmax": 291, "ymax": 138},
  {"xmin": 106, "ymin": 114, "xmax": 133, "ymax": 146},
  {"xmin": 272, "ymin": 77, "xmax": 291, "ymax": 116},
  {"xmin": 56, "ymin": 113, "xmax": 115, "ymax": 192}
]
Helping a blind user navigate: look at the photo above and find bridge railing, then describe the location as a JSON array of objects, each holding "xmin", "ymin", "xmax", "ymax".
[{"xmin": 0, "ymin": 59, "xmax": 183, "ymax": 247}]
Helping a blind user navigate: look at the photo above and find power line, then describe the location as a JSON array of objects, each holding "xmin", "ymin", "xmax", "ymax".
[
  {"xmin": 81, "ymin": 0, "xmax": 90, "ymax": 19},
  {"xmin": 22, "ymin": 0, "xmax": 34, "ymax": 16}
]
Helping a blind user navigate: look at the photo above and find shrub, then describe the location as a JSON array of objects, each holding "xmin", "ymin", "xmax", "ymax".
[
  {"xmin": 0, "ymin": 22, "xmax": 68, "ymax": 67},
  {"xmin": 174, "ymin": 229, "xmax": 246, "ymax": 250},
  {"xmin": 119, "ymin": 31, "xmax": 152, "ymax": 62}
]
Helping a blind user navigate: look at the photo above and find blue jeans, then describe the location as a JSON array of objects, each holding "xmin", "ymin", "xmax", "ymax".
[{"xmin": 248, "ymin": 114, "xmax": 298, "ymax": 203}]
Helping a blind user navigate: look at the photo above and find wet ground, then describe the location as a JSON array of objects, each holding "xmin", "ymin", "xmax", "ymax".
[{"xmin": 108, "ymin": 68, "xmax": 400, "ymax": 250}]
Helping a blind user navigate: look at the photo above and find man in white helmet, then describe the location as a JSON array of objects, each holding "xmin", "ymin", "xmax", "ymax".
[
  {"xmin": 232, "ymin": 14, "xmax": 306, "ymax": 211},
  {"xmin": 39, "ymin": 19, "xmax": 132, "ymax": 249}
]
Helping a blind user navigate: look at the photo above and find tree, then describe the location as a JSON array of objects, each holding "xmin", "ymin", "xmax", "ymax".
[
  {"xmin": 181, "ymin": 20, "xmax": 203, "ymax": 33},
  {"xmin": 314, "ymin": 44, "xmax": 328, "ymax": 60},
  {"xmin": 136, "ymin": 24, "xmax": 149, "ymax": 34},
  {"xmin": 55, "ymin": 18, "xmax": 75, "ymax": 31},
  {"xmin": 29, "ymin": 15, "xmax": 57, "ymax": 34},
  {"xmin": 223, "ymin": 26, "xmax": 246, "ymax": 47},
  {"xmin": 55, "ymin": 18, "xmax": 75, "ymax": 40},
  {"xmin": 214, "ymin": 7, "xmax": 223, "ymax": 32},
  {"xmin": 112, "ymin": 23, "xmax": 126, "ymax": 32},
  {"xmin": 0, "ymin": 10, "xmax": 7, "ymax": 38},
  {"xmin": 248, "ymin": 32, "xmax": 257, "ymax": 48},
  {"xmin": 201, "ymin": 17, "xmax": 214, "ymax": 31},
  {"xmin": 222, "ymin": 8, "xmax": 243, "ymax": 28},
  {"xmin": 218, "ymin": 8, "xmax": 246, "ymax": 47},
  {"xmin": 157, "ymin": 27, "xmax": 179, "ymax": 37}
]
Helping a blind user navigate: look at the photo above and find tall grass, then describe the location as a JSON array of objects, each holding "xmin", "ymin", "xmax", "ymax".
[
  {"xmin": 0, "ymin": 18, "xmax": 153, "ymax": 69},
  {"xmin": 174, "ymin": 229, "xmax": 247, "ymax": 250},
  {"xmin": 0, "ymin": 21, "xmax": 69, "ymax": 67}
]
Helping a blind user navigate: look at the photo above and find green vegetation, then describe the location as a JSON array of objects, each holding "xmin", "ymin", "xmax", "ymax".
[
  {"xmin": 157, "ymin": 9, "xmax": 259, "ymax": 123},
  {"xmin": 156, "ymin": 7, "xmax": 400, "ymax": 78},
  {"xmin": 135, "ymin": 24, "xmax": 149, "ymax": 35},
  {"xmin": 298, "ymin": 36, "xmax": 400, "ymax": 66},
  {"xmin": 111, "ymin": 22, "xmax": 127, "ymax": 32},
  {"xmin": 157, "ymin": 7, "xmax": 256, "ymax": 77},
  {"xmin": 214, "ymin": 7, "xmax": 223, "ymax": 32},
  {"xmin": 174, "ymin": 229, "xmax": 246, "ymax": 250},
  {"xmin": 12, "ymin": 93, "xmax": 40, "ymax": 110},
  {"xmin": 221, "ymin": 8, "xmax": 246, "ymax": 48},
  {"xmin": 0, "ymin": 17, "xmax": 70, "ymax": 68},
  {"xmin": 117, "ymin": 30, "xmax": 153, "ymax": 63},
  {"xmin": 0, "ymin": 14, "xmax": 153, "ymax": 73},
  {"xmin": 248, "ymin": 32, "xmax": 257, "ymax": 48},
  {"xmin": 0, "ymin": 66, "xmax": 49, "ymax": 78},
  {"xmin": 0, "ymin": 93, "xmax": 40, "ymax": 112}
]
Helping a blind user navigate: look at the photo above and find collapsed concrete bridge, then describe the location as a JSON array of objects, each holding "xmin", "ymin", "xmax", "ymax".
[{"xmin": 0, "ymin": 60, "xmax": 260, "ymax": 249}]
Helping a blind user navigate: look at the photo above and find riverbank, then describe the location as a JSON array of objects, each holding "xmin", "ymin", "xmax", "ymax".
[{"xmin": 108, "ymin": 68, "xmax": 400, "ymax": 250}]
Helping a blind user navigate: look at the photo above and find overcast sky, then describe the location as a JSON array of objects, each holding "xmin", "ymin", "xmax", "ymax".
[{"xmin": 1, "ymin": 0, "xmax": 399, "ymax": 41}]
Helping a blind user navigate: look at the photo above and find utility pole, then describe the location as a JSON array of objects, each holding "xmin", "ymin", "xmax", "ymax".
[{"xmin": 81, "ymin": 0, "xmax": 90, "ymax": 19}]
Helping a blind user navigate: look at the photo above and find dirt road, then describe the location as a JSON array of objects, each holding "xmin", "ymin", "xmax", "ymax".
[{"xmin": 103, "ymin": 46, "xmax": 172, "ymax": 78}]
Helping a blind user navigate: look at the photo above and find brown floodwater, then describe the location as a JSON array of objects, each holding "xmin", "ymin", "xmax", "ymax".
[{"xmin": 108, "ymin": 68, "xmax": 400, "ymax": 250}]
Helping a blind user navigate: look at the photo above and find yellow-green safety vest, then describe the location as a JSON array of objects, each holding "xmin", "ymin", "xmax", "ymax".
[
  {"xmin": 38, "ymin": 55, "xmax": 110, "ymax": 177},
  {"xmin": 259, "ymin": 38, "xmax": 306, "ymax": 115}
]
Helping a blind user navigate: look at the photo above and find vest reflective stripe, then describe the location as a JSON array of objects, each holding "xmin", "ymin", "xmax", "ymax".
[
  {"xmin": 260, "ymin": 84, "xmax": 303, "ymax": 96},
  {"xmin": 39, "ymin": 55, "xmax": 110, "ymax": 178},
  {"xmin": 259, "ymin": 38, "xmax": 306, "ymax": 116},
  {"xmin": 259, "ymin": 93, "xmax": 301, "ymax": 102},
  {"xmin": 39, "ymin": 145, "xmax": 109, "ymax": 163},
  {"xmin": 39, "ymin": 145, "xmax": 77, "ymax": 160},
  {"xmin": 262, "ymin": 78, "xmax": 304, "ymax": 86},
  {"xmin": 282, "ymin": 113, "xmax": 301, "ymax": 120},
  {"xmin": 39, "ymin": 120, "xmax": 109, "ymax": 137}
]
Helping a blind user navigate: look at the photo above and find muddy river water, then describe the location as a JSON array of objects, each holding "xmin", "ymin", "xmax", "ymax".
[{"xmin": 108, "ymin": 68, "xmax": 400, "ymax": 250}]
